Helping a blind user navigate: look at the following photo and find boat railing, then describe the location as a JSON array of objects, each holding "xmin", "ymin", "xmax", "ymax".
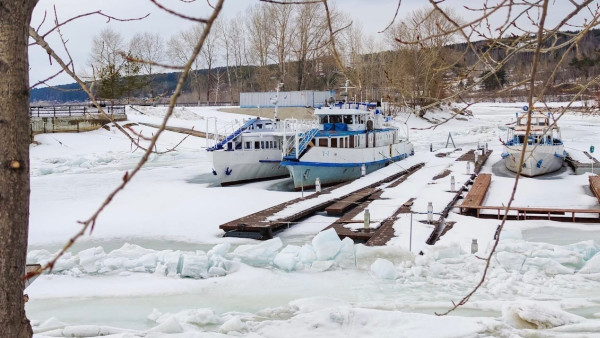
[
  {"xmin": 282, "ymin": 119, "xmax": 319, "ymax": 159},
  {"xmin": 205, "ymin": 118, "xmax": 249, "ymax": 149}
]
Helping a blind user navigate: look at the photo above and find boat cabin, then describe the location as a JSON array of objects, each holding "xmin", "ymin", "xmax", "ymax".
[
  {"xmin": 506, "ymin": 111, "xmax": 562, "ymax": 146},
  {"xmin": 311, "ymin": 103, "xmax": 398, "ymax": 150}
]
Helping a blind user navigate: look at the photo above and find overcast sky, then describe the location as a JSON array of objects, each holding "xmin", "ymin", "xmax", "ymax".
[{"xmin": 28, "ymin": 0, "xmax": 590, "ymax": 87}]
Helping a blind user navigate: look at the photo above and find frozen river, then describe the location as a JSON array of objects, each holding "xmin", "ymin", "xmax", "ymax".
[{"xmin": 26, "ymin": 104, "xmax": 600, "ymax": 337}]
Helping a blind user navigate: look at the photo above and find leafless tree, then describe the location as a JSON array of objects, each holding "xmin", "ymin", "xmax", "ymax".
[{"xmin": 129, "ymin": 31, "xmax": 165, "ymax": 98}]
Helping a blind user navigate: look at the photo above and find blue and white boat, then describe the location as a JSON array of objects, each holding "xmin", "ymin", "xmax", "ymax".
[
  {"xmin": 281, "ymin": 102, "xmax": 414, "ymax": 189},
  {"xmin": 502, "ymin": 108, "xmax": 565, "ymax": 177}
]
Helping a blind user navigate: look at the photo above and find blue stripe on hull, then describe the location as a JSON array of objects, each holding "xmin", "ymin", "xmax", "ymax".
[{"xmin": 282, "ymin": 153, "xmax": 411, "ymax": 189}]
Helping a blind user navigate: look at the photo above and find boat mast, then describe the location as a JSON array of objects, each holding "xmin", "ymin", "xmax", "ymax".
[
  {"xmin": 340, "ymin": 79, "xmax": 355, "ymax": 108},
  {"xmin": 272, "ymin": 82, "xmax": 284, "ymax": 121}
]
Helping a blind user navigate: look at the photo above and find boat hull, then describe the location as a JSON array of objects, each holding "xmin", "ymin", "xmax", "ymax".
[
  {"xmin": 282, "ymin": 142, "xmax": 414, "ymax": 189},
  {"xmin": 211, "ymin": 149, "xmax": 288, "ymax": 186},
  {"xmin": 503, "ymin": 144, "xmax": 565, "ymax": 177}
]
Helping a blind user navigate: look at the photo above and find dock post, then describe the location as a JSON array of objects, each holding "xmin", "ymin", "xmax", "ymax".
[
  {"xmin": 427, "ymin": 202, "xmax": 433, "ymax": 224},
  {"xmin": 409, "ymin": 213, "xmax": 413, "ymax": 251}
]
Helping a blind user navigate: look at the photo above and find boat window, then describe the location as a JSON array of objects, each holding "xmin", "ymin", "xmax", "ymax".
[
  {"xmin": 260, "ymin": 141, "xmax": 265, "ymax": 149},
  {"xmin": 319, "ymin": 115, "xmax": 328, "ymax": 124},
  {"xmin": 319, "ymin": 138, "xmax": 328, "ymax": 147},
  {"xmin": 245, "ymin": 141, "xmax": 251, "ymax": 149},
  {"xmin": 344, "ymin": 115, "xmax": 353, "ymax": 124},
  {"xmin": 256, "ymin": 124, "xmax": 263, "ymax": 129},
  {"xmin": 265, "ymin": 123, "xmax": 273, "ymax": 130},
  {"xmin": 331, "ymin": 138, "xmax": 338, "ymax": 148},
  {"xmin": 255, "ymin": 141, "xmax": 260, "ymax": 149},
  {"xmin": 330, "ymin": 115, "xmax": 341, "ymax": 124}
]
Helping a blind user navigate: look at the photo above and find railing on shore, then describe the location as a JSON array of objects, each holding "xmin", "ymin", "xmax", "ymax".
[{"xmin": 29, "ymin": 105, "xmax": 126, "ymax": 117}]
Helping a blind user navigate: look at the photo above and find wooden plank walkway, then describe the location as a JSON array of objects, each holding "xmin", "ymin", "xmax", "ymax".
[
  {"xmin": 219, "ymin": 163, "xmax": 425, "ymax": 240},
  {"xmin": 566, "ymin": 151, "xmax": 600, "ymax": 175},
  {"xmin": 323, "ymin": 167, "xmax": 420, "ymax": 245},
  {"xmin": 464, "ymin": 205, "xmax": 600, "ymax": 223},
  {"xmin": 459, "ymin": 173, "xmax": 492, "ymax": 216},
  {"xmin": 590, "ymin": 175, "xmax": 600, "ymax": 204},
  {"xmin": 325, "ymin": 188, "xmax": 377, "ymax": 216},
  {"xmin": 426, "ymin": 149, "xmax": 493, "ymax": 245}
]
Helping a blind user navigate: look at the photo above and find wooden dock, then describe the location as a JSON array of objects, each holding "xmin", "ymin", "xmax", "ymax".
[
  {"xmin": 590, "ymin": 175, "xmax": 600, "ymax": 204},
  {"xmin": 426, "ymin": 149, "xmax": 493, "ymax": 245},
  {"xmin": 464, "ymin": 205, "xmax": 600, "ymax": 223},
  {"xmin": 566, "ymin": 151, "xmax": 600, "ymax": 175},
  {"xmin": 450, "ymin": 173, "xmax": 600, "ymax": 223},
  {"xmin": 459, "ymin": 174, "xmax": 492, "ymax": 216},
  {"xmin": 219, "ymin": 163, "xmax": 425, "ymax": 240}
]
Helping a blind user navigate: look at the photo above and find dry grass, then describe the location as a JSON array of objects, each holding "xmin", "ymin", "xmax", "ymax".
[{"xmin": 218, "ymin": 107, "xmax": 317, "ymax": 120}]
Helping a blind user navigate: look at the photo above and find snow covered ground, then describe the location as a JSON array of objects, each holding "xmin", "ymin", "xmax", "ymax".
[{"xmin": 26, "ymin": 104, "xmax": 600, "ymax": 337}]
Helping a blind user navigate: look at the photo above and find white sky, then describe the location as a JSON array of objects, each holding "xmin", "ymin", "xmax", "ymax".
[{"xmin": 28, "ymin": 0, "xmax": 591, "ymax": 87}]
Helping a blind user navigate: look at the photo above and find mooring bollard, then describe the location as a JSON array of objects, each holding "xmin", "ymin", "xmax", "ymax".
[
  {"xmin": 430, "ymin": 143, "xmax": 433, "ymax": 152},
  {"xmin": 471, "ymin": 239, "xmax": 478, "ymax": 254},
  {"xmin": 427, "ymin": 202, "xmax": 433, "ymax": 224},
  {"xmin": 466, "ymin": 161, "xmax": 471, "ymax": 174},
  {"xmin": 361, "ymin": 163, "xmax": 366, "ymax": 177},
  {"xmin": 315, "ymin": 177, "xmax": 321, "ymax": 193},
  {"xmin": 450, "ymin": 175, "xmax": 455, "ymax": 192},
  {"xmin": 364, "ymin": 208, "xmax": 370, "ymax": 230}
]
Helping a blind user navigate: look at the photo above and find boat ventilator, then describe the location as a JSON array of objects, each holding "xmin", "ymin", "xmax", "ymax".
[
  {"xmin": 225, "ymin": 167, "xmax": 232, "ymax": 175},
  {"xmin": 206, "ymin": 118, "xmax": 258, "ymax": 152}
]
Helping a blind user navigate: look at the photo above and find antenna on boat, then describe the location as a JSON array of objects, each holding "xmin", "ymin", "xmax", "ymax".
[
  {"xmin": 340, "ymin": 80, "xmax": 355, "ymax": 106},
  {"xmin": 271, "ymin": 82, "xmax": 284, "ymax": 121}
]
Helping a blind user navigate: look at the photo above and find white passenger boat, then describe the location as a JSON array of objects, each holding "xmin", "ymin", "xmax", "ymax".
[
  {"xmin": 501, "ymin": 108, "xmax": 565, "ymax": 177},
  {"xmin": 207, "ymin": 117, "xmax": 291, "ymax": 186},
  {"xmin": 281, "ymin": 102, "xmax": 414, "ymax": 190}
]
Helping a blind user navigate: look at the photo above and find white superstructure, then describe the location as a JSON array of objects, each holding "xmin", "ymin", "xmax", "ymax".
[{"xmin": 502, "ymin": 109, "xmax": 565, "ymax": 177}]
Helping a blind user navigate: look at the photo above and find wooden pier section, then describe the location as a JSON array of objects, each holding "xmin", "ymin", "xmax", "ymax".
[
  {"xmin": 590, "ymin": 175, "xmax": 600, "ymax": 204},
  {"xmin": 451, "ymin": 173, "xmax": 600, "ymax": 224},
  {"xmin": 426, "ymin": 149, "xmax": 493, "ymax": 245},
  {"xmin": 464, "ymin": 205, "xmax": 600, "ymax": 223},
  {"xmin": 566, "ymin": 151, "xmax": 600, "ymax": 175},
  {"xmin": 459, "ymin": 174, "xmax": 492, "ymax": 216},
  {"xmin": 219, "ymin": 163, "xmax": 425, "ymax": 240}
]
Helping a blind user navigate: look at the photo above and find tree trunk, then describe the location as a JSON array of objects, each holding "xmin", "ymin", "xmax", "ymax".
[{"xmin": 0, "ymin": 1, "xmax": 37, "ymax": 337}]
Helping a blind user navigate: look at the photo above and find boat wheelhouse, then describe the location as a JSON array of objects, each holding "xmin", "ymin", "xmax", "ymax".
[
  {"xmin": 281, "ymin": 102, "xmax": 414, "ymax": 189},
  {"xmin": 501, "ymin": 109, "xmax": 565, "ymax": 177}
]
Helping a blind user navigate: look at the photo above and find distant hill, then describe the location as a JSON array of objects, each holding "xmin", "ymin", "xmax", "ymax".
[
  {"xmin": 30, "ymin": 28, "xmax": 600, "ymax": 104},
  {"xmin": 30, "ymin": 82, "xmax": 89, "ymax": 103}
]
